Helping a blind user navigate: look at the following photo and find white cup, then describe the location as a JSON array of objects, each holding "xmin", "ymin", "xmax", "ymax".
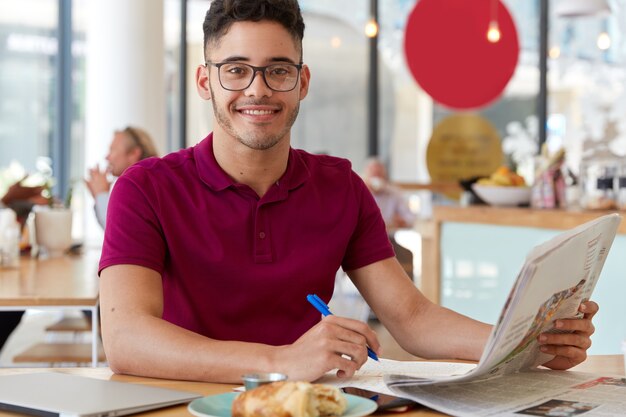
[
  {"xmin": 34, "ymin": 209, "xmax": 73, "ymax": 258},
  {"xmin": 241, "ymin": 373, "xmax": 287, "ymax": 391}
]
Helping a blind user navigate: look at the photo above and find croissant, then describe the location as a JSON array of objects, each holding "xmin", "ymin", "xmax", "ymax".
[{"xmin": 231, "ymin": 381, "xmax": 347, "ymax": 417}]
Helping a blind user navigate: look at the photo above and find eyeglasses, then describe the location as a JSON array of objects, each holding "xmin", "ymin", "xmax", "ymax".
[{"xmin": 205, "ymin": 61, "xmax": 303, "ymax": 92}]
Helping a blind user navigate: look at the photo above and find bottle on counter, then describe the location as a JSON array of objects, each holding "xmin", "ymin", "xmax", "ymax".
[
  {"xmin": 0, "ymin": 208, "xmax": 20, "ymax": 268},
  {"xmin": 618, "ymin": 163, "xmax": 626, "ymax": 211},
  {"xmin": 580, "ymin": 158, "xmax": 618, "ymax": 210}
]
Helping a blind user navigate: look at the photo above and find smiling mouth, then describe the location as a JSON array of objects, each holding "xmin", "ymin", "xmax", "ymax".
[{"xmin": 239, "ymin": 109, "xmax": 278, "ymax": 115}]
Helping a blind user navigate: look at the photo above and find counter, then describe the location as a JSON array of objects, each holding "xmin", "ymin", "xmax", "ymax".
[{"xmin": 420, "ymin": 205, "xmax": 625, "ymax": 354}]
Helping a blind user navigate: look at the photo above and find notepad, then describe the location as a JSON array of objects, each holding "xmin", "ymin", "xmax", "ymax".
[{"xmin": 0, "ymin": 372, "xmax": 201, "ymax": 417}]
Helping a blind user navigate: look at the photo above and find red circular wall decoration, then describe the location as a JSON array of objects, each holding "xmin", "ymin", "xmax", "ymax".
[{"xmin": 404, "ymin": 0, "xmax": 519, "ymax": 110}]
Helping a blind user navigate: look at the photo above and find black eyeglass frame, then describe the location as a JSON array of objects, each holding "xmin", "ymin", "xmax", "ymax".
[{"xmin": 205, "ymin": 61, "xmax": 303, "ymax": 92}]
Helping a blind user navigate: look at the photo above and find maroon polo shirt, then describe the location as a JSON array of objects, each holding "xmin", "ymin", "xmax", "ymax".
[{"xmin": 99, "ymin": 134, "xmax": 394, "ymax": 345}]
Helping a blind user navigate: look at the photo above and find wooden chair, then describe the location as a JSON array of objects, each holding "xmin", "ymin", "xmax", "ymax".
[{"xmin": 13, "ymin": 314, "xmax": 105, "ymax": 366}]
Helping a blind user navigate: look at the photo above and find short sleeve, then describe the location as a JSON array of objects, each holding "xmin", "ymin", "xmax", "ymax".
[
  {"xmin": 98, "ymin": 168, "xmax": 166, "ymax": 275},
  {"xmin": 341, "ymin": 172, "xmax": 394, "ymax": 271}
]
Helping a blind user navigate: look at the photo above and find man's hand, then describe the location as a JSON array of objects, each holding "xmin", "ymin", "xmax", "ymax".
[
  {"xmin": 276, "ymin": 315, "xmax": 381, "ymax": 381},
  {"xmin": 84, "ymin": 166, "xmax": 110, "ymax": 198},
  {"xmin": 538, "ymin": 300, "xmax": 598, "ymax": 370},
  {"xmin": 1, "ymin": 177, "xmax": 46, "ymax": 205}
]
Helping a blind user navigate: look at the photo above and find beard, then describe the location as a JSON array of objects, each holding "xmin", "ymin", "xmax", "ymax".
[{"xmin": 209, "ymin": 84, "xmax": 300, "ymax": 151}]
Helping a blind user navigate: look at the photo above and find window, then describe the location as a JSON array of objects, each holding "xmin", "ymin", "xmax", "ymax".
[{"xmin": 0, "ymin": 0, "xmax": 58, "ymax": 178}]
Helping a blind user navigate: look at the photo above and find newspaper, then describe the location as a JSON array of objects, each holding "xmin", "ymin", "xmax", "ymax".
[
  {"xmin": 319, "ymin": 361, "xmax": 626, "ymax": 416},
  {"xmin": 318, "ymin": 214, "xmax": 623, "ymax": 416},
  {"xmin": 389, "ymin": 370, "xmax": 626, "ymax": 417},
  {"xmin": 378, "ymin": 213, "xmax": 624, "ymax": 416}
]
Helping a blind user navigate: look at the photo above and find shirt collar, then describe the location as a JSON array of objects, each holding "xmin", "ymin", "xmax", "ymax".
[
  {"xmin": 194, "ymin": 133, "xmax": 233, "ymax": 192},
  {"xmin": 194, "ymin": 133, "xmax": 311, "ymax": 194}
]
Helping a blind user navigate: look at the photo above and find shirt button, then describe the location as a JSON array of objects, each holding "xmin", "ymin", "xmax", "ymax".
[{"xmin": 259, "ymin": 232, "xmax": 266, "ymax": 239}]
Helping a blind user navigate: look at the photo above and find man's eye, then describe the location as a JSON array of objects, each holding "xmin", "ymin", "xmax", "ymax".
[
  {"xmin": 223, "ymin": 65, "xmax": 249, "ymax": 75},
  {"xmin": 269, "ymin": 66, "xmax": 292, "ymax": 76}
]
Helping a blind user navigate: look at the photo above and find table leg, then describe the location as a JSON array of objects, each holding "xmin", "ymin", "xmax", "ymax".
[{"xmin": 91, "ymin": 304, "xmax": 99, "ymax": 367}]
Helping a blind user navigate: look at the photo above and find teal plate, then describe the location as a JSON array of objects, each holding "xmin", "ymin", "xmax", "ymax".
[{"xmin": 188, "ymin": 392, "xmax": 377, "ymax": 417}]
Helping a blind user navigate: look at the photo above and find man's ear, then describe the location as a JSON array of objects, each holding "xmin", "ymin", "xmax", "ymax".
[
  {"xmin": 129, "ymin": 146, "xmax": 143, "ymax": 164},
  {"xmin": 196, "ymin": 65, "xmax": 212, "ymax": 100}
]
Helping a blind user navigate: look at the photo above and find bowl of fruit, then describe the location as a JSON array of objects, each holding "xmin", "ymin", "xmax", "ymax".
[{"xmin": 472, "ymin": 166, "xmax": 531, "ymax": 207}]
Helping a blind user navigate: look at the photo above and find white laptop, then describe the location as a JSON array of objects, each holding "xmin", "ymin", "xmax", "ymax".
[{"xmin": 0, "ymin": 372, "xmax": 202, "ymax": 417}]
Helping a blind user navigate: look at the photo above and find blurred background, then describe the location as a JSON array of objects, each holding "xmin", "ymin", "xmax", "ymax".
[{"xmin": 1, "ymin": 0, "xmax": 624, "ymax": 245}]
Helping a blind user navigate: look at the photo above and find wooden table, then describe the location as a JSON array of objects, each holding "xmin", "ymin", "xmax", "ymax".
[
  {"xmin": 0, "ymin": 249, "xmax": 100, "ymax": 366},
  {"xmin": 0, "ymin": 355, "xmax": 622, "ymax": 417}
]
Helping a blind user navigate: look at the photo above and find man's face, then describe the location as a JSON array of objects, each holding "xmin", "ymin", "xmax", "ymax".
[
  {"xmin": 197, "ymin": 20, "xmax": 310, "ymax": 151},
  {"xmin": 106, "ymin": 132, "xmax": 140, "ymax": 177},
  {"xmin": 364, "ymin": 161, "xmax": 388, "ymax": 192},
  {"xmin": 365, "ymin": 162, "xmax": 387, "ymax": 180}
]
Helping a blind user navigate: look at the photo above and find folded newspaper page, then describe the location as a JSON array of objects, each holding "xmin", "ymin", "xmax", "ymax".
[
  {"xmin": 383, "ymin": 213, "xmax": 622, "ymax": 416},
  {"xmin": 316, "ymin": 358, "xmax": 476, "ymax": 395}
]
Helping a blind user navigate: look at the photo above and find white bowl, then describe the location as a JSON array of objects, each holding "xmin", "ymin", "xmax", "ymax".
[{"xmin": 472, "ymin": 184, "xmax": 531, "ymax": 207}]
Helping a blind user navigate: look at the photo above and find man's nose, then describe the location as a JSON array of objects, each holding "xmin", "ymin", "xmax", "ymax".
[{"xmin": 244, "ymin": 70, "xmax": 272, "ymax": 97}]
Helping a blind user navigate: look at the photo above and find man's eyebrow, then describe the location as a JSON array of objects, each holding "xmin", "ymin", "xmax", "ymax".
[
  {"xmin": 269, "ymin": 56, "xmax": 298, "ymax": 64},
  {"xmin": 217, "ymin": 56, "xmax": 298, "ymax": 64},
  {"xmin": 220, "ymin": 56, "xmax": 249, "ymax": 63}
]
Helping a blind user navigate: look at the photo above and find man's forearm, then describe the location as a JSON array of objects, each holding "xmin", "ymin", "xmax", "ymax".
[
  {"xmin": 401, "ymin": 303, "xmax": 492, "ymax": 361},
  {"xmin": 103, "ymin": 313, "xmax": 279, "ymax": 383}
]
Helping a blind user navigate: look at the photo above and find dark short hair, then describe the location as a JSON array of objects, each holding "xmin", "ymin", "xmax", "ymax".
[{"xmin": 203, "ymin": 0, "xmax": 305, "ymax": 61}]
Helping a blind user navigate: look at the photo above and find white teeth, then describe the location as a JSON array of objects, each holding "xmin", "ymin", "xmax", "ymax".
[{"xmin": 240, "ymin": 109, "xmax": 275, "ymax": 115}]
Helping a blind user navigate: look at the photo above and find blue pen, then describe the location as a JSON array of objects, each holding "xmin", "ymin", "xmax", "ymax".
[{"xmin": 306, "ymin": 294, "xmax": 379, "ymax": 361}]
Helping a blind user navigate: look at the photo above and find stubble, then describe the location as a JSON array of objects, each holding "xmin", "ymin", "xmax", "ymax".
[{"xmin": 209, "ymin": 83, "xmax": 300, "ymax": 151}]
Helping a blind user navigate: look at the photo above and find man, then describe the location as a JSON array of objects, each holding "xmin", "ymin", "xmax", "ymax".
[
  {"xmin": 362, "ymin": 158, "xmax": 416, "ymax": 279},
  {"xmin": 362, "ymin": 158, "xmax": 415, "ymax": 229},
  {"xmin": 99, "ymin": 0, "xmax": 597, "ymax": 384},
  {"xmin": 84, "ymin": 126, "xmax": 158, "ymax": 228}
]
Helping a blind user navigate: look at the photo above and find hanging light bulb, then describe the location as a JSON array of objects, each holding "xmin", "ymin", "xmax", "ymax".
[
  {"xmin": 487, "ymin": 20, "xmax": 501, "ymax": 43},
  {"xmin": 549, "ymin": 45, "xmax": 561, "ymax": 59},
  {"xmin": 597, "ymin": 31, "xmax": 611, "ymax": 50},
  {"xmin": 364, "ymin": 18, "xmax": 379, "ymax": 38},
  {"xmin": 486, "ymin": 0, "xmax": 501, "ymax": 43}
]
